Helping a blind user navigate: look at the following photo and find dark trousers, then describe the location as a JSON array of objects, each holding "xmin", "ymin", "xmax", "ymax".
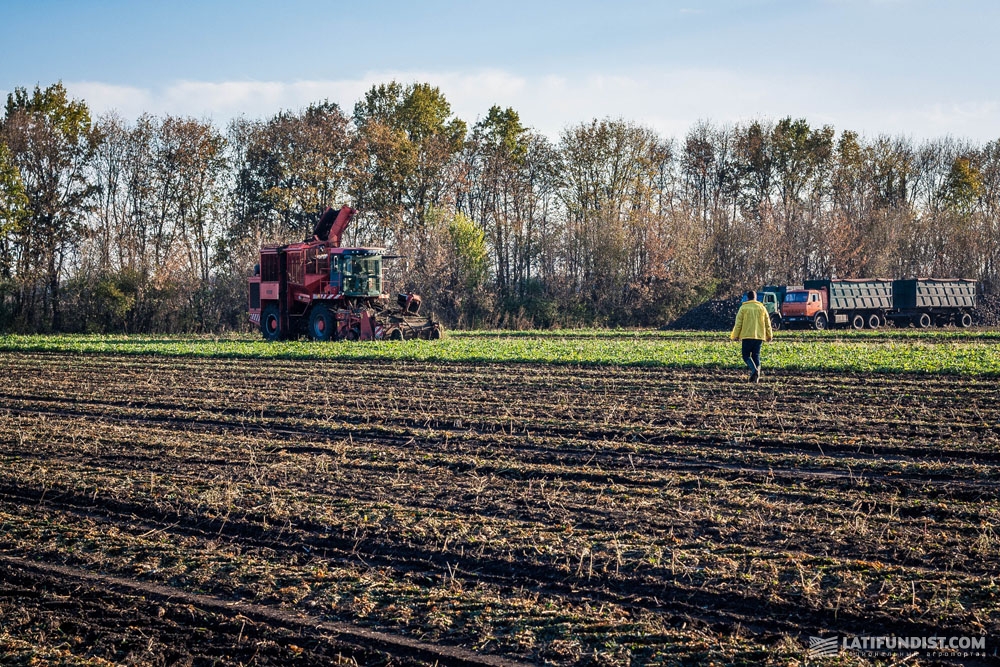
[{"xmin": 741, "ymin": 339, "xmax": 763, "ymax": 374}]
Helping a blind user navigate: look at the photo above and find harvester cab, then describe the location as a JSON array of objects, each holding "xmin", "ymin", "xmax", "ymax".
[{"xmin": 336, "ymin": 250, "xmax": 382, "ymax": 297}]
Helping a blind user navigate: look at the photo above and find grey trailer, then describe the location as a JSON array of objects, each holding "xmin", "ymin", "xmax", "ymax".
[{"xmin": 891, "ymin": 279, "xmax": 976, "ymax": 328}]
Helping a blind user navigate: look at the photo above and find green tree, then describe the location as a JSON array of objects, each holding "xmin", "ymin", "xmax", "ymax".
[
  {"xmin": 734, "ymin": 120, "xmax": 774, "ymax": 222},
  {"xmin": 411, "ymin": 206, "xmax": 492, "ymax": 327},
  {"xmin": 230, "ymin": 102, "xmax": 354, "ymax": 245},
  {"xmin": 769, "ymin": 118, "xmax": 834, "ymax": 280},
  {"xmin": 457, "ymin": 107, "xmax": 562, "ymax": 325},
  {"xmin": 463, "ymin": 106, "xmax": 528, "ymax": 297},
  {"xmin": 447, "ymin": 210, "xmax": 489, "ymax": 291},
  {"xmin": 0, "ymin": 141, "xmax": 29, "ymax": 328},
  {"xmin": 353, "ymin": 82, "xmax": 466, "ymax": 237},
  {"xmin": 477, "ymin": 105, "xmax": 529, "ymax": 163},
  {"xmin": 0, "ymin": 141, "xmax": 28, "ymax": 279},
  {"xmin": 940, "ymin": 155, "xmax": 982, "ymax": 213},
  {"xmin": 1, "ymin": 82, "xmax": 96, "ymax": 330},
  {"xmin": 771, "ymin": 117, "xmax": 834, "ymax": 209}
]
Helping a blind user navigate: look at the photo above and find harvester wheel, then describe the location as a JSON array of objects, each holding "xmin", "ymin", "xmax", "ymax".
[
  {"xmin": 308, "ymin": 305, "xmax": 334, "ymax": 341},
  {"xmin": 260, "ymin": 304, "xmax": 283, "ymax": 341},
  {"xmin": 813, "ymin": 313, "xmax": 828, "ymax": 331},
  {"xmin": 347, "ymin": 326, "xmax": 361, "ymax": 341},
  {"xmin": 388, "ymin": 328, "xmax": 404, "ymax": 341}
]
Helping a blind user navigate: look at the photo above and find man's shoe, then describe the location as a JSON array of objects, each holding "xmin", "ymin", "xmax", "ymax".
[{"xmin": 749, "ymin": 371, "xmax": 758, "ymax": 383}]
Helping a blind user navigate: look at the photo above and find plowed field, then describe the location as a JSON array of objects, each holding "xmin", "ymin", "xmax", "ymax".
[{"xmin": 1, "ymin": 347, "xmax": 998, "ymax": 665}]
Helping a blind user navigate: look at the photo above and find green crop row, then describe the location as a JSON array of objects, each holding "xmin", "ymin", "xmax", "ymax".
[
  {"xmin": 457, "ymin": 327, "xmax": 1000, "ymax": 341},
  {"xmin": 2, "ymin": 331, "xmax": 1000, "ymax": 376}
]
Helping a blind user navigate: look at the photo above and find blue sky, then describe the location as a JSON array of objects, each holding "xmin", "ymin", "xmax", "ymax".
[{"xmin": 2, "ymin": 0, "xmax": 998, "ymax": 141}]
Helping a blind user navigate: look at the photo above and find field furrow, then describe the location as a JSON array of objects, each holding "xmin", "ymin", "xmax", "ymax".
[{"xmin": 1, "ymin": 348, "xmax": 998, "ymax": 665}]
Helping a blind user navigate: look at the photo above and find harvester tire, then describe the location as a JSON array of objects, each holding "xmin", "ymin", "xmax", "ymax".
[
  {"xmin": 308, "ymin": 305, "xmax": 334, "ymax": 341},
  {"xmin": 388, "ymin": 328, "xmax": 404, "ymax": 341},
  {"xmin": 260, "ymin": 304, "xmax": 283, "ymax": 341}
]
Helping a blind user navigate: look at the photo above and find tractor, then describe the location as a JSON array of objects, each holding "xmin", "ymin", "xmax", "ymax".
[{"xmin": 248, "ymin": 205, "xmax": 441, "ymax": 341}]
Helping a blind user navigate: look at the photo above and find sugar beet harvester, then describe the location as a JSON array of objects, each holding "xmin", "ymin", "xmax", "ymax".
[{"xmin": 248, "ymin": 206, "xmax": 441, "ymax": 341}]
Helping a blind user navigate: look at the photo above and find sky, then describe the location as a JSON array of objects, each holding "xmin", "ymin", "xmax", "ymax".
[{"xmin": 2, "ymin": 0, "xmax": 999, "ymax": 143}]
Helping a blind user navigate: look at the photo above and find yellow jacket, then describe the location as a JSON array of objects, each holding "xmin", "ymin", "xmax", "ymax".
[{"xmin": 731, "ymin": 300, "xmax": 773, "ymax": 342}]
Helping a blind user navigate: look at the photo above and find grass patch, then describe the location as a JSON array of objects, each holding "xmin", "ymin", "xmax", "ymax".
[{"xmin": 1, "ymin": 330, "xmax": 999, "ymax": 375}]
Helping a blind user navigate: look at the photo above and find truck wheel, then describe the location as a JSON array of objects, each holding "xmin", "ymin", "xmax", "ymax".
[
  {"xmin": 916, "ymin": 312, "xmax": 932, "ymax": 328},
  {"xmin": 959, "ymin": 312, "xmax": 973, "ymax": 328},
  {"xmin": 770, "ymin": 313, "xmax": 782, "ymax": 331},
  {"xmin": 260, "ymin": 303, "xmax": 283, "ymax": 341},
  {"xmin": 308, "ymin": 304, "xmax": 334, "ymax": 341},
  {"xmin": 867, "ymin": 313, "xmax": 881, "ymax": 329},
  {"xmin": 851, "ymin": 314, "xmax": 865, "ymax": 330},
  {"xmin": 813, "ymin": 313, "xmax": 828, "ymax": 331}
]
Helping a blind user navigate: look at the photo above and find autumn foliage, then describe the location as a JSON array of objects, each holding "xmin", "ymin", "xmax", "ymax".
[{"xmin": 2, "ymin": 83, "xmax": 998, "ymax": 333}]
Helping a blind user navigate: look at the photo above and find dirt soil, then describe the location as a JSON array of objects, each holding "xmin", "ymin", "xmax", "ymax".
[{"xmin": 0, "ymin": 350, "xmax": 998, "ymax": 665}]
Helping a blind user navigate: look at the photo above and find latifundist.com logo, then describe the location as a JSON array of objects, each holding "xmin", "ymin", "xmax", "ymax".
[
  {"xmin": 806, "ymin": 635, "xmax": 988, "ymax": 659},
  {"xmin": 807, "ymin": 636, "xmax": 839, "ymax": 658}
]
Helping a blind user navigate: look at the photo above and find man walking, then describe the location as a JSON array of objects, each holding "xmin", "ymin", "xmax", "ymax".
[{"xmin": 730, "ymin": 291, "xmax": 774, "ymax": 383}]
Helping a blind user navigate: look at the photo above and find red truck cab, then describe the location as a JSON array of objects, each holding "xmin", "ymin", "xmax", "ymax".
[{"xmin": 782, "ymin": 288, "xmax": 829, "ymax": 329}]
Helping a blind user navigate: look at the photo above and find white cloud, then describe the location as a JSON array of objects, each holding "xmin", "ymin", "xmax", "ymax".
[
  {"xmin": 70, "ymin": 82, "xmax": 154, "ymax": 119},
  {"xmin": 60, "ymin": 68, "xmax": 1000, "ymax": 142}
]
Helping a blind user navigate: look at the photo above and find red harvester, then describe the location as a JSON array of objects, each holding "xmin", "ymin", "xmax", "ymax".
[{"xmin": 248, "ymin": 205, "xmax": 441, "ymax": 341}]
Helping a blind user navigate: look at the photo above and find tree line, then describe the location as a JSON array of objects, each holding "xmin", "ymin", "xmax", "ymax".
[{"xmin": 1, "ymin": 81, "xmax": 998, "ymax": 333}]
